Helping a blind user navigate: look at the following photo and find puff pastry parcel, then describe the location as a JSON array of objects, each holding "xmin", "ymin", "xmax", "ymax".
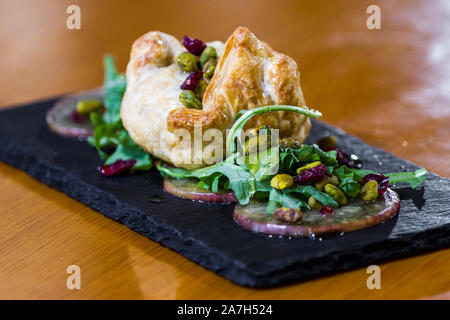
[{"xmin": 121, "ymin": 26, "xmax": 310, "ymax": 169}]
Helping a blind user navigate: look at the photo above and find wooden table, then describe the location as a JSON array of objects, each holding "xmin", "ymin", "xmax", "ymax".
[{"xmin": 0, "ymin": 0, "xmax": 449, "ymax": 299}]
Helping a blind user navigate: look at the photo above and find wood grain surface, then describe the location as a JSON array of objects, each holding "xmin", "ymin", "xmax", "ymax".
[{"xmin": 0, "ymin": 0, "xmax": 449, "ymax": 299}]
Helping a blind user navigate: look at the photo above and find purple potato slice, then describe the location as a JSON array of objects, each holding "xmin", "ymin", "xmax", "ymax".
[
  {"xmin": 164, "ymin": 176, "xmax": 238, "ymax": 203},
  {"xmin": 46, "ymin": 88, "xmax": 103, "ymax": 138},
  {"xmin": 234, "ymin": 188, "xmax": 400, "ymax": 237}
]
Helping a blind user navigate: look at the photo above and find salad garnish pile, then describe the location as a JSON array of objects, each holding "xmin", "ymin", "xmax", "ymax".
[{"xmin": 87, "ymin": 56, "xmax": 153, "ymax": 174}]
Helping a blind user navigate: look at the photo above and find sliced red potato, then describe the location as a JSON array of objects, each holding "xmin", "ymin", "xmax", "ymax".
[
  {"xmin": 234, "ymin": 188, "xmax": 400, "ymax": 237},
  {"xmin": 46, "ymin": 88, "xmax": 103, "ymax": 138},
  {"xmin": 163, "ymin": 176, "xmax": 237, "ymax": 203}
]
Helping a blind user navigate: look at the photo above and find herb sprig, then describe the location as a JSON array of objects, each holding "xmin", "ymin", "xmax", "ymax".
[{"xmin": 88, "ymin": 55, "xmax": 152, "ymax": 172}]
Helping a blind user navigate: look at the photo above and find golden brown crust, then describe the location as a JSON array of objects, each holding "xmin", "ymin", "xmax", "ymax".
[
  {"xmin": 127, "ymin": 32, "xmax": 183, "ymax": 83},
  {"xmin": 167, "ymin": 108, "xmax": 225, "ymax": 132},
  {"xmin": 121, "ymin": 27, "xmax": 311, "ymax": 168},
  {"xmin": 166, "ymin": 26, "xmax": 310, "ymax": 142}
]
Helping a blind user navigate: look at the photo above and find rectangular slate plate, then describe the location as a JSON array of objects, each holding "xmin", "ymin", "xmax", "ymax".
[{"xmin": 1, "ymin": 96, "xmax": 449, "ymax": 288}]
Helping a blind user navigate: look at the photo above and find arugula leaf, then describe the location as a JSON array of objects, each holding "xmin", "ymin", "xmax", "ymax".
[
  {"xmin": 344, "ymin": 167, "xmax": 375, "ymax": 182},
  {"xmin": 267, "ymin": 188, "xmax": 310, "ymax": 214},
  {"xmin": 90, "ymin": 112, "xmax": 152, "ymax": 171},
  {"xmin": 200, "ymin": 163, "xmax": 252, "ymax": 204},
  {"xmin": 157, "ymin": 161, "xmax": 252, "ymax": 204},
  {"xmin": 386, "ymin": 168, "xmax": 428, "ymax": 189},
  {"xmin": 88, "ymin": 55, "xmax": 152, "ymax": 172},
  {"xmin": 286, "ymin": 185, "xmax": 339, "ymax": 208},
  {"xmin": 89, "ymin": 112, "xmax": 119, "ymax": 160},
  {"xmin": 249, "ymin": 148, "xmax": 280, "ymax": 181},
  {"xmin": 266, "ymin": 184, "xmax": 339, "ymax": 214},
  {"xmin": 279, "ymin": 145, "xmax": 338, "ymax": 172},
  {"xmin": 338, "ymin": 178, "xmax": 361, "ymax": 199},
  {"xmin": 343, "ymin": 166, "xmax": 428, "ymax": 189},
  {"xmin": 103, "ymin": 55, "xmax": 126, "ymax": 124},
  {"xmin": 104, "ymin": 130, "xmax": 152, "ymax": 171},
  {"xmin": 157, "ymin": 165, "xmax": 190, "ymax": 179},
  {"xmin": 311, "ymin": 146, "xmax": 339, "ymax": 167},
  {"xmin": 334, "ymin": 166, "xmax": 354, "ymax": 181},
  {"xmin": 334, "ymin": 166, "xmax": 362, "ymax": 198}
]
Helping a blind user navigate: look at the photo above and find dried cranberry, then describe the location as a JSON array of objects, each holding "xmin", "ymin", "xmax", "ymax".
[
  {"xmin": 320, "ymin": 205, "xmax": 334, "ymax": 215},
  {"xmin": 69, "ymin": 110, "xmax": 85, "ymax": 123},
  {"xmin": 294, "ymin": 164, "xmax": 327, "ymax": 184},
  {"xmin": 362, "ymin": 173, "xmax": 389, "ymax": 194},
  {"xmin": 180, "ymin": 71, "xmax": 203, "ymax": 90},
  {"xmin": 183, "ymin": 35, "xmax": 207, "ymax": 56},
  {"xmin": 323, "ymin": 146, "xmax": 350, "ymax": 166},
  {"xmin": 98, "ymin": 159, "xmax": 136, "ymax": 177}
]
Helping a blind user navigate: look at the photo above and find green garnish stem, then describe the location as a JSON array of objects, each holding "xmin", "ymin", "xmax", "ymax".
[
  {"xmin": 226, "ymin": 105, "xmax": 322, "ymax": 156},
  {"xmin": 387, "ymin": 168, "xmax": 428, "ymax": 184}
]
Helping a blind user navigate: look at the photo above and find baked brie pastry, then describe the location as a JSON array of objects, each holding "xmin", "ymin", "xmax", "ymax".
[{"xmin": 121, "ymin": 26, "xmax": 310, "ymax": 169}]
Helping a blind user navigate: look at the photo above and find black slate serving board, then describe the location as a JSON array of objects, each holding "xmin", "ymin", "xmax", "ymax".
[{"xmin": 0, "ymin": 96, "xmax": 449, "ymax": 288}]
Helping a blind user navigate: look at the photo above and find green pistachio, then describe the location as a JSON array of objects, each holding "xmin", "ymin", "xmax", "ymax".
[
  {"xmin": 179, "ymin": 90, "xmax": 202, "ymax": 109},
  {"xmin": 270, "ymin": 174, "xmax": 294, "ymax": 190},
  {"xmin": 76, "ymin": 100, "xmax": 102, "ymax": 115},
  {"xmin": 324, "ymin": 184, "xmax": 348, "ymax": 206},
  {"xmin": 361, "ymin": 180, "xmax": 379, "ymax": 202},
  {"xmin": 314, "ymin": 174, "xmax": 339, "ymax": 191},
  {"xmin": 194, "ymin": 78, "xmax": 208, "ymax": 100},
  {"xmin": 202, "ymin": 58, "xmax": 217, "ymax": 80},
  {"xmin": 199, "ymin": 46, "xmax": 217, "ymax": 67},
  {"xmin": 308, "ymin": 196, "xmax": 323, "ymax": 211},
  {"xmin": 176, "ymin": 52, "xmax": 198, "ymax": 72}
]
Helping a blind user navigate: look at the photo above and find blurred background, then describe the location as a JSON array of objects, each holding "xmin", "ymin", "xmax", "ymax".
[
  {"xmin": 0, "ymin": 0, "xmax": 449, "ymax": 299},
  {"xmin": 1, "ymin": 0, "xmax": 449, "ymax": 176}
]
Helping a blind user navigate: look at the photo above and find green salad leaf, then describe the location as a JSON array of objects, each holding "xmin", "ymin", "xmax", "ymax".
[
  {"xmin": 279, "ymin": 145, "xmax": 338, "ymax": 173},
  {"xmin": 249, "ymin": 148, "xmax": 280, "ymax": 181},
  {"xmin": 157, "ymin": 161, "xmax": 252, "ymax": 204},
  {"xmin": 386, "ymin": 168, "xmax": 428, "ymax": 189},
  {"xmin": 344, "ymin": 166, "xmax": 428, "ymax": 189},
  {"xmin": 88, "ymin": 55, "xmax": 152, "ymax": 172},
  {"xmin": 103, "ymin": 55, "xmax": 127, "ymax": 124},
  {"xmin": 266, "ymin": 184, "xmax": 339, "ymax": 214},
  {"xmin": 267, "ymin": 188, "xmax": 309, "ymax": 214},
  {"xmin": 334, "ymin": 165, "xmax": 362, "ymax": 198}
]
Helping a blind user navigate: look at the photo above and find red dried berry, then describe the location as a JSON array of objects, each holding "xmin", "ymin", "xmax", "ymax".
[
  {"xmin": 98, "ymin": 159, "xmax": 137, "ymax": 177},
  {"xmin": 362, "ymin": 173, "xmax": 389, "ymax": 195},
  {"xmin": 320, "ymin": 205, "xmax": 334, "ymax": 215},
  {"xmin": 323, "ymin": 146, "xmax": 350, "ymax": 166},
  {"xmin": 180, "ymin": 71, "xmax": 203, "ymax": 90},
  {"xmin": 69, "ymin": 110, "xmax": 85, "ymax": 123},
  {"xmin": 182, "ymin": 35, "xmax": 207, "ymax": 56},
  {"xmin": 294, "ymin": 164, "xmax": 327, "ymax": 184}
]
